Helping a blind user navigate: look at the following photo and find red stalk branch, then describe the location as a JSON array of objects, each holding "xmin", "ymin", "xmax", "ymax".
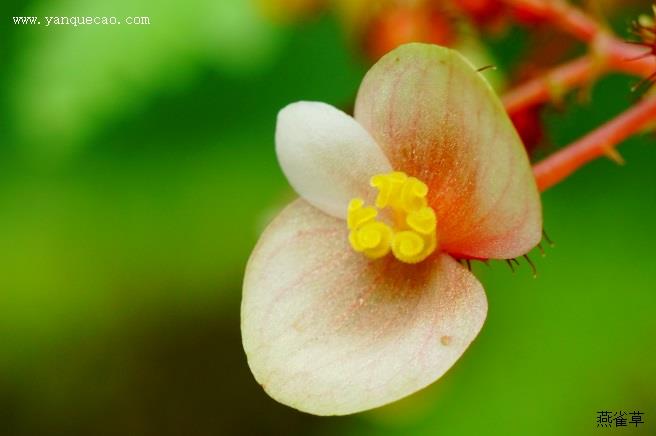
[
  {"xmin": 496, "ymin": 0, "xmax": 656, "ymax": 192},
  {"xmin": 503, "ymin": 46, "xmax": 656, "ymax": 116},
  {"xmin": 501, "ymin": 1, "xmax": 656, "ymax": 116},
  {"xmin": 604, "ymin": 37, "xmax": 656, "ymax": 78},
  {"xmin": 502, "ymin": 56, "xmax": 594, "ymax": 114},
  {"xmin": 505, "ymin": 0, "xmax": 599, "ymax": 42},
  {"xmin": 533, "ymin": 94, "xmax": 656, "ymax": 191}
]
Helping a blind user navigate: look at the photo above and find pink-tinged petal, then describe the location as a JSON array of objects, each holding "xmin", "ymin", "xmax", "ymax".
[
  {"xmin": 241, "ymin": 200, "xmax": 487, "ymax": 416},
  {"xmin": 276, "ymin": 102, "xmax": 392, "ymax": 219},
  {"xmin": 354, "ymin": 43, "xmax": 542, "ymax": 259}
]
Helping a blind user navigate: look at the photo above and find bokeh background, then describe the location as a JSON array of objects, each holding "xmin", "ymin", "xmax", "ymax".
[{"xmin": 1, "ymin": 0, "xmax": 654, "ymax": 435}]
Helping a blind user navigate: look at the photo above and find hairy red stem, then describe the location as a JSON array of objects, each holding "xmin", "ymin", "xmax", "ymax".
[
  {"xmin": 533, "ymin": 95, "xmax": 656, "ymax": 191},
  {"xmin": 501, "ymin": 1, "xmax": 656, "ymax": 115},
  {"xmin": 502, "ymin": 56, "xmax": 594, "ymax": 114},
  {"xmin": 605, "ymin": 37, "xmax": 656, "ymax": 78},
  {"xmin": 496, "ymin": 0, "xmax": 656, "ymax": 191},
  {"xmin": 505, "ymin": 0, "xmax": 598, "ymax": 41}
]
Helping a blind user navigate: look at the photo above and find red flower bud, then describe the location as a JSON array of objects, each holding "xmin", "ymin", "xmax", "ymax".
[
  {"xmin": 453, "ymin": 0, "xmax": 504, "ymax": 25},
  {"xmin": 510, "ymin": 105, "xmax": 545, "ymax": 154},
  {"xmin": 364, "ymin": 5, "xmax": 456, "ymax": 61}
]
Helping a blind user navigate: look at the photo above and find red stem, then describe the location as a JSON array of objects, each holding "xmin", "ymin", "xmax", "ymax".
[
  {"xmin": 501, "ymin": 0, "xmax": 656, "ymax": 115},
  {"xmin": 496, "ymin": 0, "xmax": 656, "ymax": 192},
  {"xmin": 533, "ymin": 95, "xmax": 656, "ymax": 191},
  {"xmin": 506, "ymin": 0, "xmax": 599, "ymax": 42},
  {"xmin": 605, "ymin": 37, "xmax": 656, "ymax": 78},
  {"xmin": 502, "ymin": 56, "xmax": 594, "ymax": 114}
]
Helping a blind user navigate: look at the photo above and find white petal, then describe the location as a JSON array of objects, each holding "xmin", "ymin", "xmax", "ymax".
[
  {"xmin": 275, "ymin": 102, "xmax": 392, "ymax": 219},
  {"xmin": 241, "ymin": 200, "xmax": 488, "ymax": 416}
]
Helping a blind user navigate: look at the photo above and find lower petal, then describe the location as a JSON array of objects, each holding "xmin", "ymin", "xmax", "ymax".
[{"xmin": 241, "ymin": 199, "xmax": 488, "ymax": 416}]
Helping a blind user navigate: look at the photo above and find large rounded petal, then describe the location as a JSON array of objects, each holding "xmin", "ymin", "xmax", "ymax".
[
  {"xmin": 241, "ymin": 200, "xmax": 488, "ymax": 416},
  {"xmin": 276, "ymin": 102, "xmax": 392, "ymax": 219},
  {"xmin": 354, "ymin": 43, "xmax": 542, "ymax": 259}
]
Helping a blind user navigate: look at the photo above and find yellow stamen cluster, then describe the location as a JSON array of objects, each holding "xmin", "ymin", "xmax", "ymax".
[{"xmin": 348, "ymin": 171, "xmax": 437, "ymax": 264}]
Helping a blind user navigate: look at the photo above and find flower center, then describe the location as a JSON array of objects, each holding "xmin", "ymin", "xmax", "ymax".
[{"xmin": 347, "ymin": 171, "xmax": 438, "ymax": 264}]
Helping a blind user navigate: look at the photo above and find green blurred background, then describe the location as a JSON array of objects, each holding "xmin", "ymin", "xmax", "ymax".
[{"xmin": 1, "ymin": 0, "xmax": 654, "ymax": 434}]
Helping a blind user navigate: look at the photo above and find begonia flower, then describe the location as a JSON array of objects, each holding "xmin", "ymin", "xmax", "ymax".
[{"xmin": 241, "ymin": 43, "xmax": 542, "ymax": 416}]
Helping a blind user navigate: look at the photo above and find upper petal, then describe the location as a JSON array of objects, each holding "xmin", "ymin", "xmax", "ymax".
[
  {"xmin": 354, "ymin": 43, "xmax": 542, "ymax": 259},
  {"xmin": 276, "ymin": 102, "xmax": 392, "ymax": 219},
  {"xmin": 241, "ymin": 199, "xmax": 488, "ymax": 416}
]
